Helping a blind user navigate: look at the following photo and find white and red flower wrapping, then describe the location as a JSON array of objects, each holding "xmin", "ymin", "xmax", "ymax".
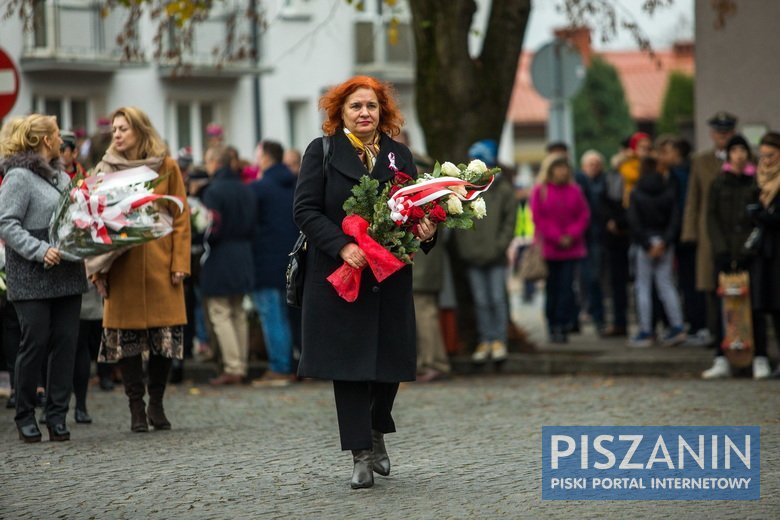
[{"xmin": 387, "ymin": 176, "xmax": 494, "ymax": 224}]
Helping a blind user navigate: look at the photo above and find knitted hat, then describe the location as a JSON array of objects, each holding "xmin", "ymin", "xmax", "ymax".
[
  {"xmin": 725, "ymin": 134, "xmax": 750, "ymax": 156},
  {"xmin": 628, "ymin": 132, "xmax": 651, "ymax": 151},
  {"xmin": 468, "ymin": 139, "xmax": 498, "ymax": 167}
]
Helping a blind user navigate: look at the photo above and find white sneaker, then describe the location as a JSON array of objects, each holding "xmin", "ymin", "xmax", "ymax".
[
  {"xmin": 702, "ymin": 356, "xmax": 731, "ymax": 379},
  {"xmin": 491, "ymin": 341, "xmax": 508, "ymax": 361},
  {"xmin": 753, "ymin": 356, "xmax": 771, "ymax": 380},
  {"xmin": 471, "ymin": 342, "xmax": 491, "ymax": 363}
]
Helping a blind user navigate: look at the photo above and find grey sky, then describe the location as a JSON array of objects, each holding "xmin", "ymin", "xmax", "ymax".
[{"xmin": 524, "ymin": 0, "xmax": 695, "ymax": 52}]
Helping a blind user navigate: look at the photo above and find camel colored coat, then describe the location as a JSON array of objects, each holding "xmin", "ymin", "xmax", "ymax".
[
  {"xmin": 681, "ymin": 149, "xmax": 722, "ymax": 291},
  {"xmin": 102, "ymin": 157, "xmax": 191, "ymax": 329}
]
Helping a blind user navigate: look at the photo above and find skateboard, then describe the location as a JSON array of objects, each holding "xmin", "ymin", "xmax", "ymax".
[{"xmin": 717, "ymin": 271, "xmax": 753, "ymax": 368}]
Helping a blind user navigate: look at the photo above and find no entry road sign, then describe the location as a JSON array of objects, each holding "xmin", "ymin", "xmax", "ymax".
[{"xmin": 0, "ymin": 48, "xmax": 20, "ymax": 120}]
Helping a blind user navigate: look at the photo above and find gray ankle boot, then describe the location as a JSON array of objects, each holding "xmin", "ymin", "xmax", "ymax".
[
  {"xmin": 351, "ymin": 450, "xmax": 374, "ymax": 489},
  {"xmin": 371, "ymin": 430, "xmax": 391, "ymax": 476}
]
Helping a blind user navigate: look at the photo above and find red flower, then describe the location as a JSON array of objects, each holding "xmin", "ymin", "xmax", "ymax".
[
  {"xmin": 409, "ymin": 206, "xmax": 426, "ymax": 220},
  {"xmin": 394, "ymin": 172, "xmax": 414, "ymax": 185},
  {"xmin": 429, "ymin": 204, "xmax": 447, "ymax": 223},
  {"xmin": 389, "ymin": 184, "xmax": 402, "ymax": 196}
]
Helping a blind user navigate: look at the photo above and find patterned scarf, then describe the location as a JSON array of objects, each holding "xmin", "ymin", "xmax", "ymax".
[
  {"xmin": 344, "ymin": 128, "xmax": 380, "ymax": 172},
  {"xmin": 757, "ymin": 158, "xmax": 780, "ymax": 208}
]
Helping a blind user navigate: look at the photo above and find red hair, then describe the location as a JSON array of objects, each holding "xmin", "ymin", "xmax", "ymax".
[{"xmin": 319, "ymin": 76, "xmax": 404, "ymax": 137}]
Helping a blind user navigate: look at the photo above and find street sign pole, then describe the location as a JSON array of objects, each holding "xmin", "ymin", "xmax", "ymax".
[{"xmin": 530, "ymin": 39, "xmax": 585, "ymax": 154}]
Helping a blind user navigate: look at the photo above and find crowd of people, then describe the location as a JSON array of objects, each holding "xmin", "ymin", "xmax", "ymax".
[
  {"xmin": 511, "ymin": 112, "xmax": 780, "ymax": 381},
  {"xmin": 0, "ymin": 77, "xmax": 778, "ymax": 490}
]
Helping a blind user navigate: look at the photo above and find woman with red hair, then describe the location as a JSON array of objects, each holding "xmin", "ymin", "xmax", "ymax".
[{"xmin": 294, "ymin": 76, "xmax": 437, "ymax": 489}]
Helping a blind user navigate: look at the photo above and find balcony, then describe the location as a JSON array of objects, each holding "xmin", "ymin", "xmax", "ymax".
[
  {"xmin": 353, "ymin": 20, "xmax": 415, "ymax": 84},
  {"xmin": 20, "ymin": 0, "xmax": 142, "ymax": 73},
  {"xmin": 157, "ymin": 7, "xmax": 271, "ymax": 79}
]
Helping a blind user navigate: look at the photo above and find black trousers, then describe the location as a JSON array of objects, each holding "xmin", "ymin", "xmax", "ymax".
[
  {"xmin": 2, "ymin": 300, "xmax": 20, "ymax": 387},
  {"xmin": 677, "ymin": 243, "xmax": 707, "ymax": 332},
  {"xmin": 332, "ymin": 381, "xmax": 399, "ymax": 451},
  {"xmin": 606, "ymin": 244, "xmax": 629, "ymax": 328},
  {"xmin": 14, "ymin": 295, "xmax": 81, "ymax": 427},
  {"xmin": 73, "ymin": 319, "xmax": 110, "ymax": 410}
]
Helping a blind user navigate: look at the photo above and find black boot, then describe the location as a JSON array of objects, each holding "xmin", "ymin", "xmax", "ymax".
[
  {"xmin": 119, "ymin": 356, "xmax": 148, "ymax": 432},
  {"xmin": 351, "ymin": 450, "xmax": 374, "ymax": 489},
  {"xmin": 147, "ymin": 355, "xmax": 172, "ymax": 430},
  {"xmin": 371, "ymin": 430, "xmax": 391, "ymax": 476}
]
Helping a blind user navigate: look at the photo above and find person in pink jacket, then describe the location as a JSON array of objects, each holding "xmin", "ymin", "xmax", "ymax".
[{"xmin": 531, "ymin": 153, "xmax": 590, "ymax": 343}]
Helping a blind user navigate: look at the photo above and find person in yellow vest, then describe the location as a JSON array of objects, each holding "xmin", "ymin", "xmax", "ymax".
[
  {"xmin": 618, "ymin": 132, "xmax": 653, "ymax": 207},
  {"xmin": 510, "ymin": 179, "xmax": 536, "ymax": 303}
]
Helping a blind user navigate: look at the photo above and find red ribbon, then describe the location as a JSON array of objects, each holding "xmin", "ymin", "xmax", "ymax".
[{"xmin": 327, "ymin": 215, "xmax": 406, "ymax": 302}]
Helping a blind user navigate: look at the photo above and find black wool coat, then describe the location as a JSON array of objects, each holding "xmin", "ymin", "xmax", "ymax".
[
  {"xmin": 200, "ymin": 167, "xmax": 256, "ymax": 297},
  {"xmin": 293, "ymin": 131, "xmax": 430, "ymax": 382},
  {"xmin": 749, "ymin": 193, "xmax": 780, "ymax": 312}
]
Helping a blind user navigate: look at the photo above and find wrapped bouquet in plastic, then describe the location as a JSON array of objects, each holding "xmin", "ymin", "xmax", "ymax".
[{"xmin": 49, "ymin": 166, "xmax": 184, "ymax": 259}]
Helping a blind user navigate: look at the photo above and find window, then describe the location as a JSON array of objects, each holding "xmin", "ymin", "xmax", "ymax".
[
  {"xmin": 33, "ymin": 0, "xmax": 47, "ymax": 48},
  {"xmin": 354, "ymin": 21, "xmax": 375, "ymax": 65},
  {"xmin": 169, "ymin": 100, "xmax": 223, "ymax": 161},
  {"xmin": 200, "ymin": 104, "xmax": 215, "ymax": 150},
  {"xmin": 176, "ymin": 103, "xmax": 192, "ymax": 149},
  {"xmin": 33, "ymin": 96, "xmax": 93, "ymax": 133},
  {"xmin": 352, "ymin": 0, "xmax": 413, "ymax": 67},
  {"xmin": 287, "ymin": 100, "xmax": 311, "ymax": 151}
]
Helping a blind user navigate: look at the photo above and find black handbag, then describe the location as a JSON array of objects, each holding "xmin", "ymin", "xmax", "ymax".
[
  {"xmin": 285, "ymin": 231, "xmax": 307, "ymax": 308},
  {"xmin": 285, "ymin": 136, "xmax": 331, "ymax": 308}
]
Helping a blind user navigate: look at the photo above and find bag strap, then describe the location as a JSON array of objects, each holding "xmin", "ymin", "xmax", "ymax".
[{"xmin": 322, "ymin": 135, "xmax": 332, "ymax": 174}]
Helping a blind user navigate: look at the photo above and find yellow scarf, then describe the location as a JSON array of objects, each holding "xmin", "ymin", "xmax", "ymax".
[
  {"xmin": 344, "ymin": 128, "xmax": 380, "ymax": 172},
  {"xmin": 757, "ymin": 159, "xmax": 780, "ymax": 207}
]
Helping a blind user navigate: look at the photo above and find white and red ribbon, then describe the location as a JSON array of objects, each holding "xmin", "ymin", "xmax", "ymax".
[
  {"xmin": 387, "ymin": 176, "xmax": 494, "ymax": 224},
  {"xmin": 70, "ymin": 183, "xmax": 184, "ymax": 245}
]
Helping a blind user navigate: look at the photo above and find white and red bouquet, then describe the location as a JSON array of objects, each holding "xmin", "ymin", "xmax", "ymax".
[
  {"xmin": 49, "ymin": 166, "xmax": 184, "ymax": 259},
  {"xmin": 0, "ymin": 241, "xmax": 6, "ymax": 296},
  {"xmin": 328, "ymin": 154, "xmax": 496, "ymax": 302}
]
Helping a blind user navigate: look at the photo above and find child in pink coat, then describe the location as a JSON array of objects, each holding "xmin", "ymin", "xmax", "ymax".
[{"xmin": 531, "ymin": 154, "xmax": 590, "ymax": 343}]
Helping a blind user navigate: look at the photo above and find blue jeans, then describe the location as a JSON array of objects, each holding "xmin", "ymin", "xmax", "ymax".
[
  {"xmin": 467, "ymin": 265, "xmax": 508, "ymax": 343},
  {"xmin": 634, "ymin": 246, "xmax": 683, "ymax": 333},
  {"xmin": 579, "ymin": 242, "xmax": 605, "ymax": 326},
  {"xmin": 252, "ymin": 289, "xmax": 293, "ymax": 374},
  {"xmin": 546, "ymin": 260, "xmax": 577, "ymax": 332}
]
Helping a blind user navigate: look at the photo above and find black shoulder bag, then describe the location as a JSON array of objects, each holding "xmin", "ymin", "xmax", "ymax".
[{"xmin": 286, "ymin": 136, "xmax": 331, "ymax": 308}]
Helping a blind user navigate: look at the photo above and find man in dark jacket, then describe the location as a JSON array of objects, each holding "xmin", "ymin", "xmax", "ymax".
[
  {"xmin": 201, "ymin": 146, "xmax": 256, "ymax": 386},
  {"xmin": 627, "ymin": 157, "xmax": 686, "ymax": 348},
  {"xmin": 575, "ymin": 150, "xmax": 608, "ymax": 334},
  {"xmin": 250, "ymin": 141, "xmax": 299, "ymax": 386}
]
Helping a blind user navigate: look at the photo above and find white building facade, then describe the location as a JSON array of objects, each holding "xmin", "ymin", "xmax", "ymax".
[{"xmin": 0, "ymin": 0, "xmax": 435, "ymax": 162}]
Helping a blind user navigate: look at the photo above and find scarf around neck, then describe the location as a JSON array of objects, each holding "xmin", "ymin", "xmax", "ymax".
[
  {"xmin": 344, "ymin": 128, "xmax": 380, "ymax": 172},
  {"xmin": 757, "ymin": 159, "xmax": 780, "ymax": 207},
  {"xmin": 95, "ymin": 150, "xmax": 164, "ymax": 174}
]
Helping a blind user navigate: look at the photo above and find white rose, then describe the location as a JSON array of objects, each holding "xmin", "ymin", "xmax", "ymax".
[
  {"xmin": 451, "ymin": 185, "xmax": 468, "ymax": 197},
  {"xmin": 446, "ymin": 195, "xmax": 464, "ymax": 215},
  {"xmin": 467, "ymin": 159, "xmax": 488, "ymax": 174},
  {"xmin": 472, "ymin": 197, "xmax": 487, "ymax": 219},
  {"xmin": 441, "ymin": 161, "xmax": 461, "ymax": 178}
]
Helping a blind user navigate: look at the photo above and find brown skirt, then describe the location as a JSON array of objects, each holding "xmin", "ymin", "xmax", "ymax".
[{"xmin": 98, "ymin": 326, "xmax": 184, "ymax": 362}]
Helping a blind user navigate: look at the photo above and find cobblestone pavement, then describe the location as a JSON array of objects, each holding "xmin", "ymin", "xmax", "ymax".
[{"xmin": 1, "ymin": 375, "xmax": 778, "ymax": 519}]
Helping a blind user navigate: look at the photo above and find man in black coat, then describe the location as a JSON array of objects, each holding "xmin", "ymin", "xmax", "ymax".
[
  {"xmin": 249, "ymin": 141, "xmax": 299, "ymax": 385},
  {"xmin": 200, "ymin": 146, "xmax": 256, "ymax": 385}
]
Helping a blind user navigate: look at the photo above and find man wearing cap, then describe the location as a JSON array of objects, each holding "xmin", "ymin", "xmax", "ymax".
[{"xmin": 681, "ymin": 111, "xmax": 737, "ymax": 338}]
